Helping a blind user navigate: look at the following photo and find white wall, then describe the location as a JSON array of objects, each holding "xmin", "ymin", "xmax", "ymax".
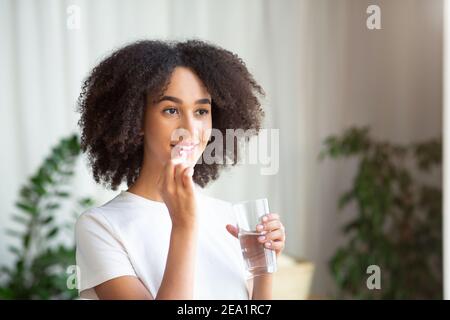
[{"xmin": 298, "ymin": 0, "xmax": 443, "ymax": 296}]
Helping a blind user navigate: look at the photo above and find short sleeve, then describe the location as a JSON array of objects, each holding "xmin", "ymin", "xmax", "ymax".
[{"xmin": 75, "ymin": 209, "xmax": 137, "ymax": 298}]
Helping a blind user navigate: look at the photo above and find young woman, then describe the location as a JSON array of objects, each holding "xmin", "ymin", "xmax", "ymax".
[{"xmin": 75, "ymin": 40, "xmax": 286, "ymax": 300}]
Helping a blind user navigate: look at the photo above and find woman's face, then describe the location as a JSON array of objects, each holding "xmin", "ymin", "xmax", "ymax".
[{"xmin": 143, "ymin": 66, "xmax": 212, "ymax": 168}]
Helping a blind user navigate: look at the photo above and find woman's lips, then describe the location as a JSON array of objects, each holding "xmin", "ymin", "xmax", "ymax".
[
  {"xmin": 170, "ymin": 142, "xmax": 200, "ymax": 149},
  {"xmin": 171, "ymin": 144, "xmax": 198, "ymax": 151},
  {"xmin": 170, "ymin": 143, "xmax": 199, "ymax": 160}
]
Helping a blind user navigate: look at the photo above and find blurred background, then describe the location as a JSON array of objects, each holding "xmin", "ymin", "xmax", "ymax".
[{"xmin": 0, "ymin": 0, "xmax": 444, "ymax": 299}]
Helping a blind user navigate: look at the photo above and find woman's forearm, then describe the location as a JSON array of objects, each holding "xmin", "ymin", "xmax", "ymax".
[
  {"xmin": 155, "ymin": 223, "xmax": 198, "ymax": 299},
  {"xmin": 251, "ymin": 274, "xmax": 273, "ymax": 300}
]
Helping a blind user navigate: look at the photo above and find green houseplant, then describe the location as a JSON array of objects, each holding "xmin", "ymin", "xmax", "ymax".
[
  {"xmin": 320, "ymin": 127, "xmax": 442, "ymax": 299},
  {"xmin": 0, "ymin": 134, "xmax": 94, "ymax": 299}
]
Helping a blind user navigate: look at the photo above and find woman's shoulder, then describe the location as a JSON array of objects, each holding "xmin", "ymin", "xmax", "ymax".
[
  {"xmin": 74, "ymin": 192, "xmax": 135, "ymax": 234},
  {"xmin": 75, "ymin": 191, "xmax": 172, "ymax": 240},
  {"xmin": 75, "ymin": 198, "xmax": 145, "ymax": 246},
  {"xmin": 75, "ymin": 206, "xmax": 113, "ymax": 236}
]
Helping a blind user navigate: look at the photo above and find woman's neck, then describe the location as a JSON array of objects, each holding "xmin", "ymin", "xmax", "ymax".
[{"xmin": 127, "ymin": 157, "xmax": 164, "ymax": 203}]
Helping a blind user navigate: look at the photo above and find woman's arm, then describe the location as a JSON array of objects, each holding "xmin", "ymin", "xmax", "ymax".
[
  {"xmin": 155, "ymin": 223, "xmax": 198, "ymax": 299},
  {"xmin": 94, "ymin": 222, "xmax": 198, "ymax": 300},
  {"xmin": 250, "ymin": 274, "xmax": 273, "ymax": 300}
]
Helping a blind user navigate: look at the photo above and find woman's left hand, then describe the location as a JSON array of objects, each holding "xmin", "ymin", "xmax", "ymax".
[{"xmin": 226, "ymin": 213, "xmax": 286, "ymax": 258}]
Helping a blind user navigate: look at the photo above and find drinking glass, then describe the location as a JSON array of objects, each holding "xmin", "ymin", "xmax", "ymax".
[{"xmin": 233, "ymin": 198, "xmax": 277, "ymax": 278}]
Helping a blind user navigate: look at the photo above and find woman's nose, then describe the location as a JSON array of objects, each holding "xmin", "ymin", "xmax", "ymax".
[{"xmin": 179, "ymin": 115, "xmax": 199, "ymax": 141}]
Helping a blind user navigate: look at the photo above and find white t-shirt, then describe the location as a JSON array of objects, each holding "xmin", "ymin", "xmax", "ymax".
[{"xmin": 75, "ymin": 187, "xmax": 250, "ymax": 300}]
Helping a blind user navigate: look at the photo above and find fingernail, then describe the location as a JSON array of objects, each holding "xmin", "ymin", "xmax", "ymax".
[
  {"xmin": 262, "ymin": 216, "xmax": 268, "ymax": 222},
  {"xmin": 258, "ymin": 236, "xmax": 266, "ymax": 242},
  {"xmin": 256, "ymin": 224, "xmax": 263, "ymax": 231},
  {"xmin": 265, "ymin": 241, "xmax": 271, "ymax": 247}
]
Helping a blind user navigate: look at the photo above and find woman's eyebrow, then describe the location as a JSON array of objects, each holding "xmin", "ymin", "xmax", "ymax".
[
  {"xmin": 159, "ymin": 96, "xmax": 211, "ymax": 105},
  {"xmin": 195, "ymin": 98, "xmax": 211, "ymax": 105}
]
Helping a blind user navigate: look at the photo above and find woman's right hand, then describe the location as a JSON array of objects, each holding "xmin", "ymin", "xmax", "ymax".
[{"xmin": 157, "ymin": 159, "xmax": 197, "ymax": 228}]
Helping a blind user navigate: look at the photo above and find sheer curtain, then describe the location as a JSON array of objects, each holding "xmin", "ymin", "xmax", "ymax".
[
  {"xmin": 0, "ymin": 0, "xmax": 443, "ymax": 296},
  {"xmin": 0, "ymin": 0, "xmax": 299, "ymax": 280}
]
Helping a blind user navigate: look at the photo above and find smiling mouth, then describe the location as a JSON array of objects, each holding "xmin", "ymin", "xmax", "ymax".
[
  {"xmin": 170, "ymin": 143, "xmax": 200, "ymax": 150},
  {"xmin": 170, "ymin": 144, "xmax": 200, "ymax": 160}
]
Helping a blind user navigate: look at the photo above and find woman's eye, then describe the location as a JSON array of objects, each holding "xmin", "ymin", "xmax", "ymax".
[
  {"xmin": 163, "ymin": 108, "xmax": 178, "ymax": 115},
  {"xmin": 196, "ymin": 109, "xmax": 210, "ymax": 116}
]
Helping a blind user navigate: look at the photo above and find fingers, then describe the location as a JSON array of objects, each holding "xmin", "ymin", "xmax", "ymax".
[
  {"xmin": 256, "ymin": 220, "xmax": 282, "ymax": 232},
  {"xmin": 182, "ymin": 167, "xmax": 194, "ymax": 190},
  {"xmin": 160, "ymin": 160, "xmax": 194, "ymax": 195},
  {"xmin": 262, "ymin": 213, "xmax": 280, "ymax": 222},
  {"xmin": 255, "ymin": 213, "xmax": 286, "ymax": 253},
  {"xmin": 174, "ymin": 162, "xmax": 188, "ymax": 187},
  {"xmin": 226, "ymin": 224, "xmax": 239, "ymax": 238},
  {"xmin": 159, "ymin": 160, "xmax": 175, "ymax": 192},
  {"xmin": 258, "ymin": 229, "xmax": 285, "ymax": 243},
  {"xmin": 256, "ymin": 213, "xmax": 284, "ymax": 232},
  {"xmin": 264, "ymin": 240, "xmax": 285, "ymax": 251},
  {"xmin": 173, "ymin": 162, "xmax": 195, "ymax": 190},
  {"xmin": 257, "ymin": 231, "xmax": 285, "ymax": 251}
]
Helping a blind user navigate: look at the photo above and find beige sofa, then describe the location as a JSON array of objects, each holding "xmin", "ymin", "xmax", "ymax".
[{"xmin": 272, "ymin": 254, "xmax": 315, "ymax": 300}]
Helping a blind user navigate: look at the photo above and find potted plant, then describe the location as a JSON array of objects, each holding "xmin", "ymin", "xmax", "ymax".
[
  {"xmin": 320, "ymin": 127, "xmax": 442, "ymax": 299},
  {"xmin": 0, "ymin": 134, "xmax": 94, "ymax": 299}
]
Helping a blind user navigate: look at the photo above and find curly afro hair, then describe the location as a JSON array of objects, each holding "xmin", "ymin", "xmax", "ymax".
[{"xmin": 77, "ymin": 39, "xmax": 265, "ymax": 190}]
